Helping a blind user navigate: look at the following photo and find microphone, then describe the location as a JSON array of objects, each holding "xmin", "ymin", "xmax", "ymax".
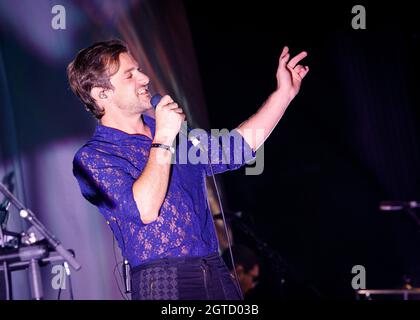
[
  {"xmin": 150, "ymin": 94, "xmax": 163, "ymax": 110},
  {"xmin": 379, "ymin": 201, "xmax": 420, "ymax": 211},
  {"xmin": 150, "ymin": 94, "xmax": 204, "ymax": 150}
]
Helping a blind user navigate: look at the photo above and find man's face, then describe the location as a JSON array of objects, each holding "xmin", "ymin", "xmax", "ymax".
[
  {"xmin": 108, "ymin": 52, "xmax": 152, "ymax": 115},
  {"xmin": 239, "ymin": 264, "xmax": 259, "ymax": 295}
]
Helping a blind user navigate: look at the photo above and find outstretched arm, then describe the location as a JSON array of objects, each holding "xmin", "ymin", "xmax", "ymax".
[{"xmin": 236, "ymin": 46, "xmax": 309, "ymax": 150}]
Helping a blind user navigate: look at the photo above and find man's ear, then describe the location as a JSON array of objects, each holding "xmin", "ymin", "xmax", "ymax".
[
  {"xmin": 235, "ymin": 265, "xmax": 245, "ymax": 277},
  {"xmin": 91, "ymin": 87, "xmax": 110, "ymax": 102}
]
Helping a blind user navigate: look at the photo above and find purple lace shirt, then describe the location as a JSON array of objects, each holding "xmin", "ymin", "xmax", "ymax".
[{"xmin": 73, "ymin": 114, "xmax": 255, "ymax": 267}]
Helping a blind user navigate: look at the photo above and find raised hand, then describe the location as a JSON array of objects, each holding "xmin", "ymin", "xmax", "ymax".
[{"xmin": 276, "ymin": 46, "xmax": 309, "ymax": 99}]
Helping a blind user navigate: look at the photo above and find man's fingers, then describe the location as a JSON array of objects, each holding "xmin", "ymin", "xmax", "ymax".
[
  {"xmin": 287, "ymin": 51, "xmax": 308, "ymax": 69},
  {"xmin": 298, "ymin": 66, "xmax": 310, "ymax": 79},
  {"xmin": 278, "ymin": 46, "xmax": 290, "ymax": 67},
  {"xmin": 294, "ymin": 65, "xmax": 305, "ymax": 73},
  {"xmin": 165, "ymin": 102, "xmax": 179, "ymax": 110},
  {"xmin": 158, "ymin": 99, "xmax": 185, "ymax": 115},
  {"xmin": 280, "ymin": 53, "xmax": 290, "ymax": 68},
  {"xmin": 173, "ymin": 107, "xmax": 184, "ymax": 114},
  {"xmin": 280, "ymin": 46, "xmax": 289, "ymax": 58},
  {"xmin": 158, "ymin": 95, "xmax": 174, "ymax": 107}
]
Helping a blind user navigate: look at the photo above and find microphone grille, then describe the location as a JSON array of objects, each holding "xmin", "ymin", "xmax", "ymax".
[{"xmin": 150, "ymin": 94, "xmax": 162, "ymax": 109}]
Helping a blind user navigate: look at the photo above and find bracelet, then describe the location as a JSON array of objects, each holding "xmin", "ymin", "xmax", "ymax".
[{"xmin": 151, "ymin": 143, "xmax": 175, "ymax": 154}]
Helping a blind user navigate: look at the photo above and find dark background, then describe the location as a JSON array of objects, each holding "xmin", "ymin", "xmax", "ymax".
[{"xmin": 184, "ymin": 1, "xmax": 420, "ymax": 299}]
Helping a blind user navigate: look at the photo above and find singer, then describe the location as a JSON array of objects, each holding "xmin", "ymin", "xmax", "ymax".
[{"xmin": 68, "ymin": 39, "xmax": 308, "ymax": 300}]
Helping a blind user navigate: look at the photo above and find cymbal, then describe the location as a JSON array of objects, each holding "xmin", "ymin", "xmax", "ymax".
[{"xmin": 357, "ymin": 288, "xmax": 420, "ymax": 295}]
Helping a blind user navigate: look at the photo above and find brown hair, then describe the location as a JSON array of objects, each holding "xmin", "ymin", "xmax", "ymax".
[{"xmin": 67, "ymin": 39, "xmax": 129, "ymax": 119}]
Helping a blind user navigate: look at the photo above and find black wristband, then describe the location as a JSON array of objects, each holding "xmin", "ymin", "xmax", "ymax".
[{"xmin": 151, "ymin": 143, "xmax": 175, "ymax": 154}]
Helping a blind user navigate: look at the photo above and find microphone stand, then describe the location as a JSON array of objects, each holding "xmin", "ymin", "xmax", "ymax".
[
  {"xmin": 0, "ymin": 173, "xmax": 16, "ymax": 300},
  {"xmin": 0, "ymin": 226, "xmax": 12, "ymax": 300},
  {"xmin": 405, "ymin": 207, "xmax": 420, "ymax": 230},
  {"xmin": 380, "ymin": 201, "xmax": 420, "ymax": 230},
  {"xmin": 0, "ymin": 182, "xmax": 81, "ymax": 299}
]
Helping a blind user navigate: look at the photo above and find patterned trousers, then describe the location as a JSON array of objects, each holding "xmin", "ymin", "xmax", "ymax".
[{"xmin": 130, "ymin": 252, "xmax": 242, "ymax": 300}]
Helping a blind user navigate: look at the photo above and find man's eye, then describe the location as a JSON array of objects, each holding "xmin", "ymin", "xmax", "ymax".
[
  {"xmin": 126, "ymin": 74, "xmax": 133, "ymax": 79},
  {"xmin": 137, "ymin": 67, "xmax": 143, "ymax": 72}
]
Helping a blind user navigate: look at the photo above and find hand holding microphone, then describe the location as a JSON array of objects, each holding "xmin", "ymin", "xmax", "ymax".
[{"xmin": 151, "ymin": 94, "xmax": 185, "ymax": 145}]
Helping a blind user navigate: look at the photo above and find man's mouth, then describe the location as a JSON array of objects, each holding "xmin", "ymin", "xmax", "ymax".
[{"xmin": 137, "ymin": 87, "xmax": 149, "ymax": 96}]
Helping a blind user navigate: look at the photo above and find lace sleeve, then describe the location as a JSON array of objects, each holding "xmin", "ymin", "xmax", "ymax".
[
  {"xmin": 199, "ymin": 129, "xmax": 256, "ymax": 176},
  {"xmin": 72, "ymin": 146, "xmax": 144, "ymax": 224}
]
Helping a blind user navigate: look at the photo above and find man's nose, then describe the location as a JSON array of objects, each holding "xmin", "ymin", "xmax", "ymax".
[{"xmin": 137, "ymin": 73, "xmax": 149, "ymax": 86}]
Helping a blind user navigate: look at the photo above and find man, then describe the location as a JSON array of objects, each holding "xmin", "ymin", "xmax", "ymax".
[
  {"xmin": 222, "ymin": 245, "xmax": 260, "ymax": 298},
  {"xmin": 68, "ymin": 39, "xmax": 308, "ymax": 300}
]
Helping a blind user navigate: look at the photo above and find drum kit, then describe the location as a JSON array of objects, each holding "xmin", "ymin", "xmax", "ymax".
[
  {"xmin": 356, "ymin": 288, "xmax": 420, "ymax": 300},
  {"xmin": 356, "ymin": 201, "xmax": 420, "ymax": 300}
]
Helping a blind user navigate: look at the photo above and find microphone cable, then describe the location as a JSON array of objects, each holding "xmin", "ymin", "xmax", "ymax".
[
  {"xmin": 208, "ymin": 162, "xmax": 244, "ymax": 300},
  {"xmin": 151, "ymin": 94, "xmax": 244, "ymax": 299}
]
